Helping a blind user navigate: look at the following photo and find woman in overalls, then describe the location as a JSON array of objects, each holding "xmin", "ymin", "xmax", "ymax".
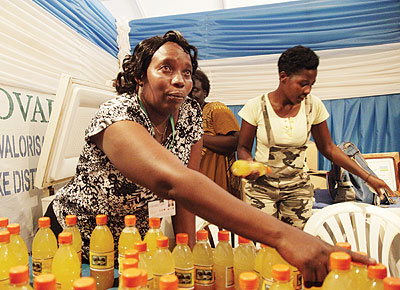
[{"xmin": 237, "ymin": 45, "xmax": 392, "ymax": 229}]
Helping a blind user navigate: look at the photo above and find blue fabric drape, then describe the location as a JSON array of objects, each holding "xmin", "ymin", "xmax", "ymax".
[
  {"xmin": 32, "ymin": 0, "xmax": 118, "ymax": 57},
  {"xmin": 228, "ymin": 93, "xmax": 400, "ymax": 170}
]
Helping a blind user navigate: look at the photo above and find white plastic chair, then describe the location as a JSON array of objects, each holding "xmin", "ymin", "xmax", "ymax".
[{"xmin": 304, "ymin": 202, "xmax": 400, "ymax": 277}]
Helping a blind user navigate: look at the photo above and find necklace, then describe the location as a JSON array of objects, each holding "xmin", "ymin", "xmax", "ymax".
[{"xmin": 152, "ymin": 121, "xmax": 168, "ymax": 140}]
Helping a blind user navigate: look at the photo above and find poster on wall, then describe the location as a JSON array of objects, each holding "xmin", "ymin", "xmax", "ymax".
[{"xmin": 0, "ymin": 84, "xmax": 54, "ymax": 251}]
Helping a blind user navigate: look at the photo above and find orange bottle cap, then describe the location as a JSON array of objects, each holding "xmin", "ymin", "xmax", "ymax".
[
  {"xmin": 368, "ymin": 264, "xmax": 387, "ymax": 280},
  {"xmin": 58, "ymin": 232, "xmax": 73, "ymax": 244},
  {"xmin": 260, "ymin": 243, "xmax": 268, "ymax": 248},
  {"xmin": 96, "ymin": 214, "xmax": 107, "ymax": 225},
  {"xmin": 160, "ymin": 274, "xmax": 178, "ymax": 290},
  {"xmin": 176, "ymin": 233, "xmax": 188, "ymax": 244},
  {"xmin": 156, "ymin": 236, "xmax": 169, "ymax": 248},
  {"xmin": 125, "ymin": 248, "xmax": 139, "ymax": 259},
  {"xmin": 272, "ymin": 264, "xmax": 290, "ymax": 282},
  {"xmin": 38, "ymin": 217, "xmax": 50, "ymax": 228},
  {"xmin": 336, "ymin": 242, "xmax": 351, "ymax": 250},
  {"xmin": 125, "ymin": 215, "xmax": 137, "ymax": 226},
  {"xmin": 352, "ymin": 251, "xmax": 368, "ymax": 267},
  {"xmin": 65, "ymin": 215, "xmax": 77, "ymax": 226},
  {"xmin": 73, "ymin": 277, "xmax": 96, "ymax": 290},
  {"xmin": 149, "ymin": 217, "xmax": 160, "ymax": 228},
  {"xmin": 330, "ymin": 252, "xmax": 351, "ymax": 270},
  {"xmin": 134, "ymin": 241, "xmax": 147, "ymax": 253},
  {"xmin": 140, "ymin": 269, "xmax": 148, "ymax": 286},
  {"xmin": 7, "ymin": 223, "xmax": 20, "ymax": 234},
  {"xmin": 122, "ymin": 268, "xmax": 142, "ymax": 288},
  {"xmin": 384, "ymin": 277, "xmax": 400, "ymax": 289},
  {"xmin": 196, "ymin": 230, "xmax": 208, "ymax": 241},
  {"xmin": 34, "ymin": 274, "xmax": 56, "ymax": 290},
  {"xmin": 9, "ymin": 266, "xmax": 29, "ymax": 285},
  {"xmin": 218, "ymin": 230, "xmax": 230, "ymax": 241},
  {"xmin": 123, "ymin": 258, "xmax": 139, "ymax": 270},
  {"xmin": 0, "ymin": 230, "xmax": 10, "ymax": 242},
  {"xmin": 238, "ymin": 236, "xmax": 250, "ymax": 244},
  {"xmin": 239, "ymin": 272, "xmax": 258, "ymax": 290},
  {"xmin": 0, "ymin": 217, "xmax": 8, "ymax": 228}
]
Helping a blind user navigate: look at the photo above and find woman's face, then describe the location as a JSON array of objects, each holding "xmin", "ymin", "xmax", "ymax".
[
  {"xmin": 281, "ymin": 68, "xmax": 317, "ymax": 104},
  {"xmin": 141, "ymin": 42, "xmax": 193, "ymax": 115}
]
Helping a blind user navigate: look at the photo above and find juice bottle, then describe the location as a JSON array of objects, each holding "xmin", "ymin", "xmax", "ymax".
[
  {"xmin": 335, "ymin": 242, "xmax": 351, "ymax": 251},
  {"xmin": 134, "ymin": 241, "xmax": 153, "ymax": 289},
  {"xmin": 193, "ymin": 230, "xmax": 214, "ymax": 290},
  {"xmin": 0, "ymin": 231, "xmax": 17, "ymax": 288},
  {"xmin": 366, "ymin": 263, "xmax": 387, "ymax": 290},
  {"xmin": 383, "ymin": 277, "xmax": 400, "ymax": 290},
  {"xmin": 172, "ymin": 233, "xmax": 194, "ymax": 289},
  {"xmin": 233, "ymin": 236, "xmax": 256, "ymax": 290},
  {"xmin": 73, "ymin": 277, "xmax": 96, "ymax": 290},
  {"xmin": 321, "ymin": 252, "xmax": 352, "ymax": 290},
  {"xmin": 270, "ymin": 264, "xmax": 293, "ymax": 290},
  {"xmin": 63, "ymin": 215, "xmax": 82, "ymax": 268},
  {"xmin": 231, "ymin": 160, "xmax": 272, "ymax": 177},
  {"xmin": 238, "ymin": 272, "xmax": 258, "ymax": 290},
  {"xmin": 140, "ymin": 269, "xmax": 149, "ymax": 290},
  {"xmin": 254, "ymin": 244, "xmax": 267, "ymax": 290},
  {"xmin": 144, "ymin": 218, "xmax": 163, "ymax": 257},
  {"xmin": 214, "ymin": 231, "xmax": 234, "ymax": 290},
  {"xmin": 32, "ymin": 217, "xmax": 58, "ymax": 277},
  {"xmin": 118, "ymin": 259, "xmax": 139, "ymax": 290},
  {"xmin": 350, "ymin": 251, "xmax": 368, "ymax": 289},
  {"xmin": 152, "ymin": 237, "xmax": 175, "ymax": 290},
  {"xmin": 33, "ymin": 273, "xmax": 56, "ymax": 290},
  {"xmin": 119, "ymin": 215, "xmax": 141, "ymax": 276},
  {"xmin": 52, "ymin": 232, "xmax": 80, "ymax": 290},
  {"xmin": 120, "ymin": 249, "xmax": 139, "ymax": 277},
  {"xmin": 8, "ymin": 265, "xmax": 33, "ymax": 290},
  {"xmin": 160, "ymin": 274, "xmax": 178, "ymax": 290},
  {"xmin": 0, "ymin": 217, "xmax": 8, "ymax": 231},
  {"xmin": 120, "ymin": 268, "xmax": 142, "ymax": 290},
  {"xmin": 261, "ymin": 246, "xmax": 286, "ymax": 290},
  {"xmin": 7, "ymin": 224, "xmax": 29, "ymax": 267},
  {"xmin": 89, "ymin": 214, "xmax": 115, "ymax": 290}
]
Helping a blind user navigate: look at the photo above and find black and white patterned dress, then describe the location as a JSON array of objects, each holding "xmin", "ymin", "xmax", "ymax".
[{"xmin": 52, "ymin": 93, "xmax": 203, "ymax": 261}]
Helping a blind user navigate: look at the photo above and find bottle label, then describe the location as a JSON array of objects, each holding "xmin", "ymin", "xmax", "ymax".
[
  {"xmin": 32, "ymin": 257, "xmax": 53, "ymax": 277},
  {"xmin": 89, "ymin": 250, "xmax": 114, "ymax": 270},
  {"xmin": 153, "ymin": 272, "xmax": 174, "ymax": 290},
  {"xmin": 292, "ymin": 270, "xmax": 303, "ymax": 290},
  {"xmin": 225, "ymin": 266, "xmax": 234, "ymax": 287},
  {"xmin": 175, "ymin": 267, "xmax": 194, "ymax": 288},
  {"xmin": 194, "ymin": 264, "xmax": 215, "ymax": 285},
  {"xmin": 263, "ymin": 277, "xmax": 273, "ymax": 290}
]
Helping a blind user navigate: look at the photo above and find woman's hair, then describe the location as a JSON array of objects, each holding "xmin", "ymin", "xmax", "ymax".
[
  {"xmin": 116, "ymin": 30, "xmax": 198, "ymax": 95},
  {"xmin": 278, "ymin": 45, "xmax": 319, "ymax": 76},
  {"xmin": 192, "ymin": 69, "xmax": 210, "ymax": 97}
]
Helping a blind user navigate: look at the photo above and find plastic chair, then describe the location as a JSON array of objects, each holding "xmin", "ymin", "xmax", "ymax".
[{"xmin": 304, "ymin": 202, "xmax": 400, "ymax": 277}]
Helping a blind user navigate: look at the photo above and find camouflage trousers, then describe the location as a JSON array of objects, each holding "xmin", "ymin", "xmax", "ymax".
[{"xmin": 244, "ymin": 173, "xmax": 314, "ymax": 229}]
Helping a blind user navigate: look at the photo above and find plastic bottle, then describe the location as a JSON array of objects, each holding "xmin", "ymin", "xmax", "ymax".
[
  {"xmin": 119, "ymin": 215, "xmax": 142, "ymax": 276},
  {"xmin": 254, "ymin": 244, "xmax": 267, "ymax": 290},
  {"xmin": 160, "ymin": 274, "xmax": 178, "ymax": 290},
  {"xmin": 233, "ymin": 236, "xmax": 256, "ymax": 290},
  {"xmin": 134, "ymin": 241, "xmax": 153, "ymax": 289},
  {"xmin": 120, "ymin": 249, "xmax": 139, "ymax": 277},
  {"xmin": 350, "ymin": 251, "xmax": 368, "ymax": 289},
  {"xmin": 0, "ymin": 231, "xmax": 16, "ymax": 288},
  {"xmin": 32, "ymin": 217, "xmax": 58, "ymax": 277},
  {"xmin": 140, "ymin": 269, "xmax": 149, "ymax": 290},
  {"xmin": 383, "ymin": 277, "xmax": 400, "ymax": 290},
  {"xmin": 144, "ymin": 218, "xmax": 164, "ymax": 257},
  {"xmin": 120, "ymin": 268, "xmax": 142, "ymax": 290},
  {"xmin": 8, "ymin": 265, "xmax": 33, "ymax": 290},
  {"xmin": 238, "ymin": 272, "xmax": 258, "ymax": 290},
  {"xmin": 63, "ymin": 215, "xmax": 82, "ymax": 267},
  {"xmin": 321, "ymin": 252, "xmax": 352, "ymax": 290},
  {"xmin": 0, "ymin": 217, "xmax": 8, "ymax": 231},
  {"xmin": 193, "ymin": 230, "xmax": 214, "ymax": 290},
  {"xmin": 152, "ymin": 236, "xmax": 175, "ymax": 290},
  {"xmin": 270, "ymin": 264, "xmax": 293, "ymax": 290},
  {"xmin": 335, "ymin": 242, "xmax": 351, "ymax": 251},
  {"xmin": 7, "ymin": 223, "xmax": 29, "ymax": 267},
  {"xmin": 118, "ymin": 258, "xmax": 139, "ymax": 290},
  {"xmin": 73, "ymin": 277, "xmax": 96, "ymax": 290},
  {"xmin": 33, "ymin": 273, "xmax": 56, "ymax": 290},
  {"xmin": 231, "ymin": 160, "xmax": 272, "ymax": 177},
  {"xmin": 366, "ymin": 263, "xmax": 387, "ymax": 290},
  {"xmin": 214, "ymin": 231, "xmax": 234, "ymax": 290},
  {"xmin": 89, "ymin": 214, "xmax": 115, "ymax": 290},
  {"xmin": 172, "ymin": 233, "xmax": 194, "ymax": 289},
  {"xmin": 52, "ymin": 232, "xmax": 80, "ymax": 290}
]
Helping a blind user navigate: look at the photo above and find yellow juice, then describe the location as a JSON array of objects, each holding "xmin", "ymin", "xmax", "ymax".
[
  {"xmin": 350, "ymin": 253, "xmax": 368, "ymax": 290},
  {"xmin": 233, "ymin": 237, "xmax": 256, "ymax": 290},
  {"xmin": 0, "ymin": 231, "xmax": 18, "ymax": 289},
  {"xmin": 89, "ymin": 214, "xmax": 115, "ymax": 290},
  {"xmin": 214, "ymin": 231, "xmax": 234, "ymax": 290},
  {"xmin": 193, "ymin": 230, "xmax": 214, "ymax": 290},
  {"xmin": 254, "ymin": 244, "xmax": 267, "ymax": 290},
  {"xmin": 172, "ymin": 233, "xmax": 194, "ymax": 289},
  {"xmin": 144, "ymin": 218, "xmax": 163, "ymax": 257},
  {"xmin": 32, "ymin": 217, "xmax": 58, "ymax": 277},
  {"xmin": 270, "ymin": 264, "xmax": 293, "ymax": 290},
  {"xmin": 7, "ymin": 223, "xmax": 29, "ymax": 267},
  {"xmin": 152, "ymin": 237, "xmax": 175, "ymax": 290},
  {"xmin": 134, "ymin": 241, "xmax": 154, "ymax": 289},
  {"xmin": 366, "ymin": 264, "xmax": 387, "ymax": 290},
  {"xmin": 321, "ymin": 252, "xmax": 352, "ymax": 290},
  {"xmin": 63, "ymin": 215, "xmax": 83, "ymax": 270},
  {"xmin": 119, "ymin": 215, "xmax": 141, "ymax": 276}
]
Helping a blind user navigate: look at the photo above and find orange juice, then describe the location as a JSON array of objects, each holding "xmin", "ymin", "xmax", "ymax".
[
  {"xmin": 119, "ymin": 215, "xmax": 141, "ymax": 276},
  {"xmin": 0, "ymin": 231, "xmax": 18, "ymax": 288},
  {"xmin": 367, "ymin": 264, "xmax": 387, "ymax": 290},
  {"xmin": 144, "ymin": 218, "xmax": 163, "ymax": 257},
  {"xmin": 63, "ymin": 215, "xmax": 82, "ymax": 270},
  {"xmin": 214, "ymin": 231, "xmax": 234, "ymax": 290},
  {"xmin": 7, "ymin": 223, "xmax": 29, "ymax": 267},
  {"xmin": 321, "ymin": 252, "xmax": 352, "ymax": 290},
  {"xmin": 152, "ymin": 237, "xmax": 175, "ymax": 290}
]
